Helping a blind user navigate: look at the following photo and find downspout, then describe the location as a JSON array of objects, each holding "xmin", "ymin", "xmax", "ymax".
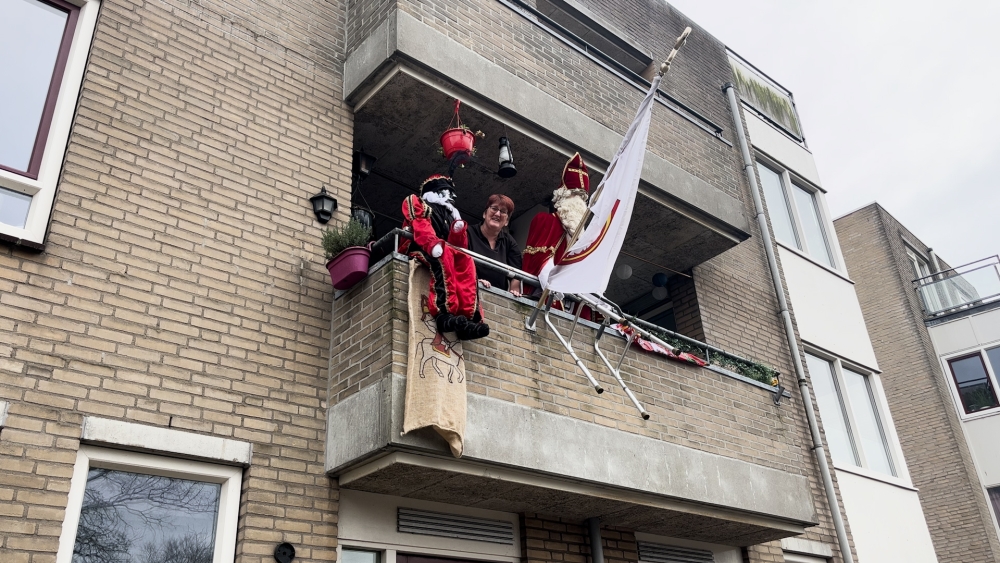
[
  {"xmin": 587, "ymin": 517, "xmax": 605, "ymax": 563},
  {"xmin": 722, "ymin": 83, "xmax": 855, "ymax": 563}
]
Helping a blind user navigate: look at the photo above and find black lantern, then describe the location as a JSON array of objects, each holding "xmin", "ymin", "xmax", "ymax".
[
  {"xmin": 309, "ymin": 186, "xmax": 338, "ymax": 224},
  {"xmin": 352, "ymin": 148, "xmax": 377, "ymax": 181},
  {"xmin": 351, "ymin": 206, "xmax": 375, "ymax": 234},
  {"xmin": 497, "ymin": 136, "xmax": 516, "ymax": 178}
]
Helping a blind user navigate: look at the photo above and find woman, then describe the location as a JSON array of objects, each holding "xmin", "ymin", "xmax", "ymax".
[{"xmin": 467, "ymin": 194, "xmax": 522, "ymax": 297}]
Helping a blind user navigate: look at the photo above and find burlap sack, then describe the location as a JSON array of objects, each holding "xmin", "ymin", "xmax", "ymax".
[{"xmin": 401, "ymin": 260, "xmax": 467, "ymax": 457}]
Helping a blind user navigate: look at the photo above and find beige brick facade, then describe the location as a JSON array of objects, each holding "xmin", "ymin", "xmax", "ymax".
[
  {"xmin": 835, "ymin": 204, "xmax": 1000, "ymax": 563},
  {"xmin": 0, "ymin": 0, "xmax": 856, "ymax": 562}
]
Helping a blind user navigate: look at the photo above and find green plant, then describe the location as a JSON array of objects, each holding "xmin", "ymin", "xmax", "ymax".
[
  {"xmin": 321, "ymin": 218, "xmax": 372, "ymax": 260},
  {"xmin": 962, "ymin": 387, "xmax": 998, "ymax": 412},
  {"xmin": 641, "ymin": 324, "xmax": 780, "ymax": 386}
]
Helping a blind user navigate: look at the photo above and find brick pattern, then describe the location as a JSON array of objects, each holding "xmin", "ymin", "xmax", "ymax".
[
  {"xmin": 333, "ymin": 259, "xmax": 807, "ymax": 472},
  {"xmin": 835, "ymin": 204, "xmax": 1000, "ymax": 563},
  {"xmin": 347, "ymin": 0, "xmax": 396, "ymax": 54},
  {"xmin": 0, "ymin": 0, "xmax": 350, "ymax": 557},
  {"xmin": 521, "ymin": 514, "xmax": 638, "ymax": 563},
  {"xmin": 393, "ymin": 0, "xmax": 743, "ymax": 199}
]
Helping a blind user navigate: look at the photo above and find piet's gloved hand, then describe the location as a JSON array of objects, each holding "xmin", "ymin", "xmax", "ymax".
[
  {"xmin": 453, "ymin": 221, "xmax": 466, "ymax": 232},
  {"xmin": 431, "ymin": 243, "xmax": 444, "ymax": 258}
]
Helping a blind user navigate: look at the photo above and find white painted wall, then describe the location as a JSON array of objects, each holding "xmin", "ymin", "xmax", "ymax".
[
  {"xmin": 779, "ymin": 247, "xmax": 879, "ymax": 368},
  {"xmin": 837, "ymin": 470, "xmax": 938, "ymax": 563},
  {"xmin": 744, "ymin": 111, "xmax": 822, "ymax": 187},
  {"xmin": 965, "ymin": 415, "xmax": 1000, "ymax": 487},
  {"xmin": 928, "ymin": 306, "xmax": 1000, "ymax": 356}
]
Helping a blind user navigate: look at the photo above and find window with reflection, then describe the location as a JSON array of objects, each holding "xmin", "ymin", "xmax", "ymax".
[
  {"xmin": 1, "ymin": 0, "xmax": 78, "ymax": 178},
  {"xmin": 755, "ymin": 160, "xmax": 836, "ymax": 269},
  {"xmin": 806, "ymin": 352, "xmax": 897, "ymax": 476},
  {"xmin": 948, "ymin": 352, "xmax": 1000, "ymax": 415},
  {"xmin": 72, "ymin": 469, "xmax": 221, "ymax": 563}
]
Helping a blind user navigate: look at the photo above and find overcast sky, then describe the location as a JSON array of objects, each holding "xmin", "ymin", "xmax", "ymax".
[{"xmin": 667, "ymin": 0, "xmax": 999, "ymax": 267}]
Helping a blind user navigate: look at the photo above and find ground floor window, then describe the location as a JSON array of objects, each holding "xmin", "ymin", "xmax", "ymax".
[{"xmin": 58, "ymin": 447, "xmax": 242, "ymax": 563}]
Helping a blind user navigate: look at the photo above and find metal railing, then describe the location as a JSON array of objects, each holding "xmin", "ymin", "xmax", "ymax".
[
  {"xmin": 914, "ymin": 256, "xmax": 1000, "ymax": 317},
  {"xmin": 369, "ymin": 229, "xmax": 781, "ymax": 389}
]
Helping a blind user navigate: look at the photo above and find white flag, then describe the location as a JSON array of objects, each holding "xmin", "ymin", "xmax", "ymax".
[{"xmin": 538, "ymin": 75, "xmax": 661, "ymax": 295}]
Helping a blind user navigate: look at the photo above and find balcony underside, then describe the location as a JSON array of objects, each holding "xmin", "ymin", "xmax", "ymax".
[
  {"xmin": 328, "ymin": 372, "xmax": 816, "ymax": 546},
  {"xmin": 347, "ymin": 8, "xmax": 751, "ymax": 304}
]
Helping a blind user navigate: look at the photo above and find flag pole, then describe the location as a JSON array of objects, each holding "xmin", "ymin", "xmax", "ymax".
[
  {"xmin": 659, "ymin": 27, "xmax": 691, "ymax": 77},
  {"xmin": 526, "ymin": 27, "xmax": 692, "ymax": 331}
]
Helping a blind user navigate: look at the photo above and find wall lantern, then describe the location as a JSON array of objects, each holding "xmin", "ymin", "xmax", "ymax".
[
  {"xmin": 353, "ymin": 148, "xmax": 377, "ymax": 180},
  {"xmin": 497, "ymin": 136, "xmax": 516, "ymax": 178},
  {"xmin": 310, "ymin": 186, "xmax": 338, "ymax": 224}
]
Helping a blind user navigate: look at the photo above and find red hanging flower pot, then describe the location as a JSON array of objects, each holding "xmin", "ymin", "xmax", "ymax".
[{"xmin": 440, "ymin": 128, "xmax": 476, "ymax": 160}]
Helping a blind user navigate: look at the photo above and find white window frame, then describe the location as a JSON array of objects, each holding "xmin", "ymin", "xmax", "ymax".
[
  {"xmin": 941, "ymin": 343, "xmax": 1000, "ymax": 421},
  {"xmin": 806, "ymin": 349, "xmax": 910, "ymax": 485},
  {"xmin": 0, "ymin": 0, "xmax": 100, "ymax": 246},
  {"xmin": 56, "ymin": 446, "xmax": 243, "ymax": 563},
  {"xmin": 755, "ymin": 155, "xmax": 844, "ymax": 272}
]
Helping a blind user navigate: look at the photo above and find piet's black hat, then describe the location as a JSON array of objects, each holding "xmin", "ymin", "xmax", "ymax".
[{"xmin": 419, "ymin": 174, "xmax": 455, "ymax": 196}]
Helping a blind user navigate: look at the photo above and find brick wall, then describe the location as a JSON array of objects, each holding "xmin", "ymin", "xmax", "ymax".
[
  {"xmin": 332, "ymin": 258, "xmax": 807, "ymax": 472},
  {"xmin": 521, "ymin": 514, "xmax": 638, "ymax": 563},
  {"xmin": 0, "ymin": 0, "xmax": 351, "ymax": 557},
  {"xmin": 835, "ymin": 204, "xmax": 1000, "ymax": 563}
]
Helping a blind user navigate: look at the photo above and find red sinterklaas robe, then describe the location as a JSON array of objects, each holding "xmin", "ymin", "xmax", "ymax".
[
  {"xmin": 399, "ymin": 194, "xmax": 480, "ymax": 321},
  {"xmin": 522, "ymin": 211, "xmax": 594, "ymax": 320}
]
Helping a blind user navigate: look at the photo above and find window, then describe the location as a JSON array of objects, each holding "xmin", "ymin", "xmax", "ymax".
[
  {"xmin": 534, "ymin": 0, "xmax": 654, "ymax": 76},
  {"xmin": 0, "ymin": 0, "xmax": 99, "ymax": 245},
  {"xmin": 947, "ymin": 348, "xmax": 1000, "ymax": 415},
  {"xmin": 342, "ymin": 550, "xmax": 381, "ymax": 563},
  {"xmin": 806, "ymin": 353, "xmax": 896, "ymax": 476},
  {"xmin": 757, "ymin": 162, "xmax": 836, "ymax": 268},
  {"xmin": 58, "ymin": 447, "xmax": 242, "ymax": 563},
  {"xmin": 989, "ymin": 487, "xmax": 1000, "ymax": 527}
]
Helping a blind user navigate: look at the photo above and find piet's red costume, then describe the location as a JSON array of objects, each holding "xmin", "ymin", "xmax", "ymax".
[{"xmin": 400, "ymin": 175, "xmax": 489, "ymax": 340}]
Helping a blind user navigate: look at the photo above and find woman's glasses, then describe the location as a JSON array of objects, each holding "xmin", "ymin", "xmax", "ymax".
[{"xmin": 488, "ymin": 206, "xmax": 509, "ymax": 217}]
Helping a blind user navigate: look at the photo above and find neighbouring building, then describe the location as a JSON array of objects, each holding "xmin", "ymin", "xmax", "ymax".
[
  {"xmin": 0, "ymin": 0, "xmax": 939, "ymax": 562},
  {"xmin": 835, "ymin": 203, "xmax": 1000, "ymax": 563}
]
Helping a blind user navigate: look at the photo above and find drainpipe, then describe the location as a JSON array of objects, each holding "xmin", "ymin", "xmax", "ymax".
[
  {"xmin": 587, "ymin": 517, "xmax": 605, "ymax": 563},
  {"xmin": 723, "ymin": 83, "xmax": 855, "ymax": 563},
  {"xmin": 928, "ymin": 248, "xmax": 942, "ymax": 274}
]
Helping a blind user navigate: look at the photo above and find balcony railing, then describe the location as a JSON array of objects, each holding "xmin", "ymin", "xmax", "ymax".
[
  {"xmin": 366, "ymin": 229, "xmax": 784, "ymax": 393},
  {"xmin": 727, "ymin": 49, "xmax": 804, "ymax": 144},
  {"xmin": 914, "ymin": 256, "xmax": 1000, "ymax": 317}
]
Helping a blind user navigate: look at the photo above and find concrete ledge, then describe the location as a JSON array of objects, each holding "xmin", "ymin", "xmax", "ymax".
[
  {"xmin": 781, "ymin": 537, "xmax": 834, "ymax": 558},
  {"xmin": 81, "ymin": 417, "xmax": 252, "ymax": 467},
  {"xmin": 327, "ymin": 375, "xmax": 816, "ymax": 529},
  {"xmin": 344, "ymin": 10, "xmax": 749, "ymax": 238}
]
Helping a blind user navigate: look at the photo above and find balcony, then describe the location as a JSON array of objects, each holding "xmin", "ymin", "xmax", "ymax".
[
  {"xmin": 344, "ymin": 1, "xmax": 752, "ymax": 307},
  {"xmin": 915, "ymin": 256, "xmax": 1000, "ymax": 319},
  {"xmin": 325, "ymin": 256, "xmax": 818, "ymax": 546}
]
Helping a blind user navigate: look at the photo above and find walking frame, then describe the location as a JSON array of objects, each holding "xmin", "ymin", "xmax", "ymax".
[{"xmin": 523, "ymin": 28, "xmax": 692, "ymax": 420}]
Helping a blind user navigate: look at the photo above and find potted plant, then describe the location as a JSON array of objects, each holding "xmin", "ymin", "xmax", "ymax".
[
  {"xmin": 440, "ymin": 125, "xmax": 484, "ymax": 160},
  {"xmin": 322, "ymin": 218, "xmax": 373, "ymax": 290},
  {"xmin": 439, "ymin": 100, "xmax": 484, "ymax": 160}
]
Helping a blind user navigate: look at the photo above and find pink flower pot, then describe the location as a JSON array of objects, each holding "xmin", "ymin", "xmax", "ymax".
[{"xmin": 326, "ymin": 246, "xmax": 371, "ymax": 290}]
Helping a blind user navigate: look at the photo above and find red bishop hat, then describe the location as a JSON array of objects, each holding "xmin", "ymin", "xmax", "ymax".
[
  {"xmin": 419, "ymin": 174, "xmax": 455, "ymax": 195},
  {"xmin": 561, "ymin": 152, "xmax": 590, "ymax": 193}
]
